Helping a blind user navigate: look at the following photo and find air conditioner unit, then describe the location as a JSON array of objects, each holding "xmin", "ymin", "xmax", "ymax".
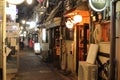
[{"xmin": 78, "ymin": 61, "xmax": 98, "ymax": 80}]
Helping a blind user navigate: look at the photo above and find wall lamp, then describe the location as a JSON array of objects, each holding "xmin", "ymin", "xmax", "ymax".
[
  {"xmin": 66, "ymin": 15, "xmax": 82, "ymax": 29},
  {"xmin": 73, "ymin": 14, "xmax": 82, "ymax": 24},
  {"xmin": 65, "ymin": 18, "xmax": 74, "ymax": 29}
]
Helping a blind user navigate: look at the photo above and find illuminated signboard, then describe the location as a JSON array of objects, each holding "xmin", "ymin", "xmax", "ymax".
[{"xmin": 89, "ymin": 0, "xmax": 107, "ymax": 12}]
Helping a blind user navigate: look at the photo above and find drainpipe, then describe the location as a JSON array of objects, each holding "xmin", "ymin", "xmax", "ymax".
[{"xmin": 109, "ymin": 0, "xmax": 117, "ymax": 80}]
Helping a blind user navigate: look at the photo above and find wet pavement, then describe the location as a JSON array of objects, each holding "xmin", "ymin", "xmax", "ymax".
[{"xmin": 11, "ymin": 48, "xmax": 77, "ymax": 80}]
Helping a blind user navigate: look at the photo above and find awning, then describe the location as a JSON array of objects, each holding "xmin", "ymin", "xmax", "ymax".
[
  {"xmin": 46, "ymin": 17, "xmax": 61, "ymax": 29},
  {"xmin": 64, "ymin": 2, "xmax": 90, "ymax": 25},
  {"xmin": 39, "ymin": 1, "xmax": 62, "ymax": 28}
]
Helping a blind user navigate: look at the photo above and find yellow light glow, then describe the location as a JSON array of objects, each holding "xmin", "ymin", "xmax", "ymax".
[
  {"xmin": 73, "ymin": 15, "xmax": 82, "ymax": 24},
  {"xmin": 7, "ymin": 0, "xmax": 24, "ymax": 5}
]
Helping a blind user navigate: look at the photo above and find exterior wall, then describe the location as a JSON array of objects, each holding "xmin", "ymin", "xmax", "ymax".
[
  {"xmin": 116, "ymin": 18, "xmax": 120, "ymax": 80},
  {"xmin": 63, "ymin": 26, "xmax": 77, "ymax": 73},
  {"xmin": 116, "ymin": 2, "xmax": 120, "ymax": 79},
  {"xmin": 61, "ymin": 40, "xmax": 76, "ymax": 73},
  {"xmin": 65, "ymin": 40, "xmax": 74, "ymax": 72},
  {"xmin": 93, "ymin": 22, "xmax": 110, "ymax": 79},
  {"xmin": 99, "ymin": 42, "xmax": 110, "ymax": 63},
  {"xmin": 38, "ymin": 29, "xmax": 49, "ymax": 52}
]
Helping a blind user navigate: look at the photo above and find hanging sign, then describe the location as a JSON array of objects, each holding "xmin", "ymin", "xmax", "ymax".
[{"xmin": 89, "ymin": 0, "xmax": 107, "ymax": 12}]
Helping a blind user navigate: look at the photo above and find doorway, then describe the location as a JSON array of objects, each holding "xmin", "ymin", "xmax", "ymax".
[{"xmin": 76, "ymin": 24, "xmax": 89, "ymax": 73}]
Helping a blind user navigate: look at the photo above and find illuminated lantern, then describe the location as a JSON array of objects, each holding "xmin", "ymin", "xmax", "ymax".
[
  {"xmin": 64, "ymin": 2, "xmax": 90, "ymax": 25},
  {"xmin": 73, "ymin": 15, "xmax": 82, "ymax": 24},
  {"xmin": 65, "ymin": 19, "xmax": 74, "ymax": 29}
]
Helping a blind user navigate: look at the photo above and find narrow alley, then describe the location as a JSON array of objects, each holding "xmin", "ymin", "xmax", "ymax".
[
  {"xmin": 8, "ymin": 48, "xmax": 77, "ymax": 80},
  {"xmin": 1, "ymin": 0, "xmax": 120, "ymax": 80}
]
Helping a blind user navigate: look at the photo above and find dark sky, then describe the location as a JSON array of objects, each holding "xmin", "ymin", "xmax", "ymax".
[{"xmin": 16, "ymin": 0, "xmax": 39, "ymax": 23}]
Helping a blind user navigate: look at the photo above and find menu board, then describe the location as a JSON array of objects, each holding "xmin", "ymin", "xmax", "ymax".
[{"xmin": 86, "ymin": 44, "xmax": 98, "ymax": 64}]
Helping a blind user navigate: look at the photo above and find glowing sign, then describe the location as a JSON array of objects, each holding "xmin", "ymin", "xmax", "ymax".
[{"xmin": 89, "ymin": 0, "xmax": 107, "ymax": 12}]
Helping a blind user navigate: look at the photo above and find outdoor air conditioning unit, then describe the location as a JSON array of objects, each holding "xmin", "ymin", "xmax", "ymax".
[
  {"xmin": 78, "ymin": 44, "xmax": 98, "ymax": 80},
  {"xmin": 78, "ymin": 61, "xmax": 98, "ymax": 80}
]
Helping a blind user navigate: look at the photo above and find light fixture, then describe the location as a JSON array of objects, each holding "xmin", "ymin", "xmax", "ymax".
[
  {"xmin": 73, "ymin": 15, "xmax": 82, "ymax": 24},
  {"xmin": 7, "ymin": 0, "xmax": 25, "ymax": 5},
  {"xmin": 65, "ymin": 18, "xmax": 74, "ymax": 29},
  {"xmin": 29, "ymin": 21, "xmax": 36, "ymax": 29}
]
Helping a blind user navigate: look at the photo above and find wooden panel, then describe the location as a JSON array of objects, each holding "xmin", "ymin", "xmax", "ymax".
[{"xmin": 99, "ymin": 42, "xmax": 110, "ymax": 54}]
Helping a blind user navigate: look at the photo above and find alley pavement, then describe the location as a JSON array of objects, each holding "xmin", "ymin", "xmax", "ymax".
[{"xmin": 9, "ymin": 48, "xmax": 77, "ymax": 80}]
